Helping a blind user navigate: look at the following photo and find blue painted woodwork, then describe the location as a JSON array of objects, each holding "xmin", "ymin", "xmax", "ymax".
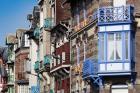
[
  {"xmin": 82, "ymin": 58, "xmax": 98, "ymax": 77},
  {"xmin": 98, "ymin": 5, "xmax": 134, "ymax": 25},
  {"xmin": 97, "ymin": 5, "xmax": 135, "ymax": 76},
  {"xmin": 82, "ymin": 58, "xmax": 102, "ymax": 85}
]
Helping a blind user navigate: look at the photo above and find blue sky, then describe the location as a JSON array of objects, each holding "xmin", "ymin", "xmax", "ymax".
[{"xmin": 0, "ymin": 0, "xmax": 37, "ymax": 46}]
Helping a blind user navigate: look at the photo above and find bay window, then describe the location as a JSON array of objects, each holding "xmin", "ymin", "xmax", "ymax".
[
  {"xmin": 107, "ymin": 33, "xmax": 122, "ymax": 61},
  {"xmin": 100, "ymin": 34, "xmax": 105, "ymax": 61},
  {"xmin": 99, "ymin": 32, "xmax": 129, "ymax": 61},
  {"xmin": 125, "ymin": 32, "xmax": 129, "ymax": 59}
]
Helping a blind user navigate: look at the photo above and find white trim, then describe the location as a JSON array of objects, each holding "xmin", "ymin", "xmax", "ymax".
[
  {"xmin": 50, "ymin": 65, "xmax": 70, "ymax": 73},
  {"xmin": 112, "ymin": 85, "xmax": 128, "ymax": 89},
  {"xmin": 99, "ymin": 25, "xmax": 130, "ymax": 32},
  {"xmin": 98, "ymin": 72, "xmax": 131, "ymax": 76}
]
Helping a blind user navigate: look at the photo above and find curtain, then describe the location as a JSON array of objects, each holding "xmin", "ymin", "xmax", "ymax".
[
  {"xmin": 116, "ymin": 33, "xmax": 122, "ymax": 60},
  {"xmin": 108, "ymin": 34, "xmax": 114, "ymax": 60}
]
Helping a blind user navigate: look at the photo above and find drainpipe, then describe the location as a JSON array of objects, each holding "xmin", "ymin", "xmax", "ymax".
[{"xmin": 37, "ymin": 42, "xmax": 40, "ymax": 93}]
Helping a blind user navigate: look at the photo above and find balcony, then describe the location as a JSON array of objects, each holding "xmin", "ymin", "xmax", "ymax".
[
  {"xmin": 8, "ymin": 75, "xmax": 14, "ymax": 84},
  {"xmin": 82, "ymin": 58, "xmax": 101, "ymax": 86},
  {"xmin": 33, "ymin": 27, "xmax": 40, "ymax": 39},
  {"xmin": 44, "ymin": 18, "xmax": 54, "ymax": 30},
  {"xmin": 34, "ymin": 61, "xmax": 39, "ymax": 73},
  {"xmin": 82, "ymin": 58, "xmax": 98, "ymax": 78},
  {"xmin": 44, "ymin": 55, "xmax": 50, "ymax": 71},
  {"xmin": 98, "ymin": 5, "xmax": 134, "ymax": 25}
]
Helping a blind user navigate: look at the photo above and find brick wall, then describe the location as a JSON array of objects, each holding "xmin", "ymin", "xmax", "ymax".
[
  {"xmin": 51, "ymin": 42, "xmax": 70, "ymax": 70},
  {"xmin": 15, "ymin": 52, "xmax": 29, "ymax": 80},
  {"xmin": 15, "ymin": 48, "xmax": 29, "ymax": 93},
  {"xmin": 56, "ymin": 0, "xmax": 71, "ymax": 24}
]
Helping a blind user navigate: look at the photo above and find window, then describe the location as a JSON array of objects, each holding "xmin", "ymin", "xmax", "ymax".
[
  {"xmin": 125, "ymin": 32, "xmax": 129, "ymax": 59},
  {"xmin": 57, "ymin": 55, "xmax": 60, "ymax": 64},
  {"xmin": 54, "ymin": 58, "xmax": 56, "ymax": 66},
  {"xmin": 100, "ymin": 34, "xmax": 105, "ymax": 60},
  {"xmin": 24, "ymin": 34, "xmax": 30, "ymax": 47},
  {"xmin": 107, "ymin": 33, "xmax": 122, "ymax": 61},
  {"xmin": 116, "ymin": 33, "xmax": 122, "ymax": 60},
  {"xmin": 62, "ymin": 52, "xmax": 65, "ymax": 63}
]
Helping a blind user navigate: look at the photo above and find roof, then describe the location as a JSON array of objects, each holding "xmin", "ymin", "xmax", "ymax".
[
  {"xmin": 16, "ymin": 29, "xmax": 26, "ymax": 38},
  {"xmin": 6, "ymin": 34, "xmax": 16, "ymax": 45}
]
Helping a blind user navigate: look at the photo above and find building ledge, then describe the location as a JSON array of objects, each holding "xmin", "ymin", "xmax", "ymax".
[
  {"xmin": 16, "ymin": 80, "xmax": 29, "ymax": 84},
  {"xmin": 50, "ymin": 64, "xmax": 70, "ymax": 73},
  {"xmin": 98, "ymin": 71, "xmax": 133, "ymax": 76}
]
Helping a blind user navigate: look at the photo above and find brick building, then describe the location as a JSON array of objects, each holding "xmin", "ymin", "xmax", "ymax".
[{"xmin": 14, "ymin": 29, "xmax": 30, "ymax": 93}]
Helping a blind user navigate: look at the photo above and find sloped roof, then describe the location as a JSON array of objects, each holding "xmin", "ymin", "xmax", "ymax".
[
  {"xmin": 16, "ymin": 29, "xmax": 26, "ymax": 38},
  {"xmin": 6, "ymin": 34, "xmax": 16, "ymax": 45}
]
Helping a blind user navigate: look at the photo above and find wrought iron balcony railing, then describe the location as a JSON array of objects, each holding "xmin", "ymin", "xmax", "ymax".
[
  {"xmin": 44, "ymin": 55, "xmax": 50, "ymax": 65},
  {"xmin": 44, "ymin": 55, "xmax": 51, "ymax": 71},
  {"xmin": 98, "ymin": 5, "xmax": 134, "ymax": 24},
  {"xmin": 82, "ymin": 58, "xmax": 98, "ymax": 77},
  {"xmin": 44, "ymin": 18, "xmax": 54, "ymax": 29},
  {"xmin": 34, "ymin": 61, "xmax": 39, "ymax": 72},
  {"xmin": 33, "ymin": 27, "xmax": 40, "ymax": 39}
]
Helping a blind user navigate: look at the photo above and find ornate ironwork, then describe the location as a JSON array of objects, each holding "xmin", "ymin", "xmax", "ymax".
[
  {"xmin": 82, "ymin": 58, "xmax": 98, "ymax": 77},
  {"xmin": 34, "ymin": 61, "xmax": 39, "ymax": 72},
  {"xmin": 98, "ymin": 5, "xmax": 134, "ymax": 23}
]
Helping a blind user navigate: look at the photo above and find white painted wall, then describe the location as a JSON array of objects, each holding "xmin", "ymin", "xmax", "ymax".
[
  {"xmin": 113, "ymin": 0, "xmax": 126, "ymax": 7},
  {"xmin": 24, "ymin": 34, "xmax": 30, "ymax": 47},
  {"xmin": 29, "ymin": 40, "xmax": 38, "ymax": 89},
  {"xmin": 99, "ymin": 63, "xmax": 130, "ymax": 72},
  {"xmin": 112, "ymin": 85, "xmax": 128, "ymax": 93}
]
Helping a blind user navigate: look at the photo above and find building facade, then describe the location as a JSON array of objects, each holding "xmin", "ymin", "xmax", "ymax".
[
  {"xmin": 0, "ymin": 47, "xmax": 8, "ymax": 93},
  {"xmin": 26, "ymin": 6, "xmax": 40, "ymax": 93},
  {"xmin": 6, "ymin": 34, "xmax": 16, "ymax": 93},
  {"xmin": 14, "ymin": 29, "xmax": 30, "ymax": 93},
  {"xmin": 4, "ymin": 0, "xmax": 140, "ymax": 93}
]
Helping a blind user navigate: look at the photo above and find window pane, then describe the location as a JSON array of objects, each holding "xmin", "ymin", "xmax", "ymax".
[
  {"xmin": 100, "ymin": 34, "xmax": 104, "ymax": 60},
  {"xmin": 116, "ymin": 33, "xmax": 122, "ymax": 60},
  {"xmin": 125, "ymin": 32, "xmax": 128, "ymax": 59},
  {"xmin": 108, "ymin": 33, "xmax": 114, "ymax": 60}
]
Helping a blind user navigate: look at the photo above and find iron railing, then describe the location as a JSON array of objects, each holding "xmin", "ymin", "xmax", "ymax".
[
  {"xmin": 44, "ymin": 55, "xmax": 50, "ymax": 65},
  {"xmin": 34, "ymin": 61, "xmax": 40, "ymax": 72},
  {"xmin": 98, "ymin": 5, "xmax": 134, "ymax": 23},
  {"xmin": 82, "ymin": 58, "xmax": 98, "ymax": 77}
]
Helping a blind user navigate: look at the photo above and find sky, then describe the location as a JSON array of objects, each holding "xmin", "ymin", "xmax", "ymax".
[{"xmin": 0, "ymin": 0, "xmax": 37, "ymax": 46}]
